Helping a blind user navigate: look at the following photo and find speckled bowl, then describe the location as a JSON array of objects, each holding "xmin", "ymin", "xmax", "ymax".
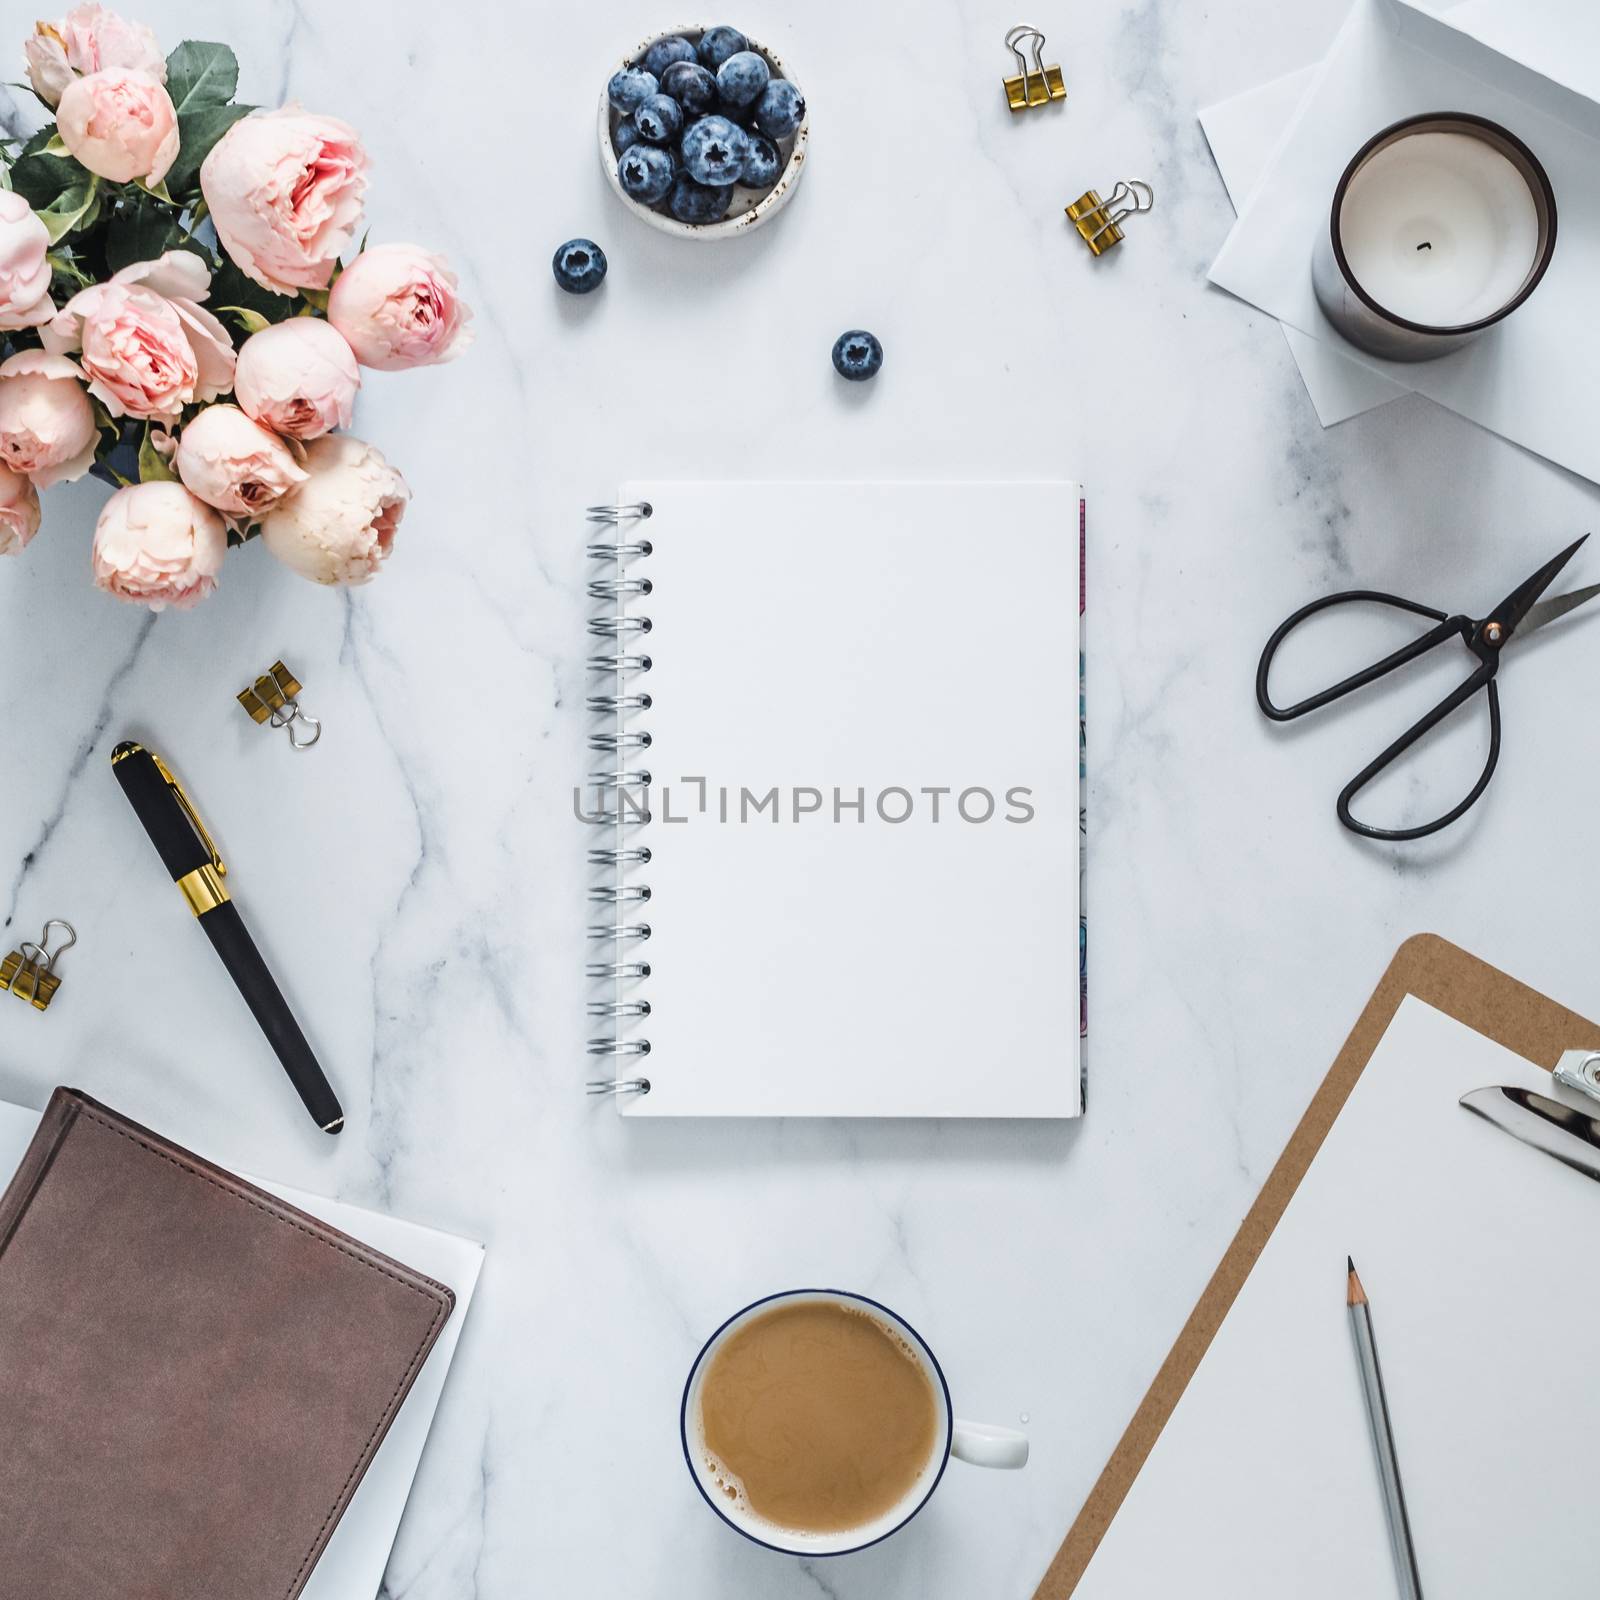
[{"xmin": 597, "ymin": 25, "xmax": 809, "ymax": 240}]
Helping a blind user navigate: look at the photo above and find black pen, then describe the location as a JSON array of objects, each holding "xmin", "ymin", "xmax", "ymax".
[{"xmin": 110, "ymin": 740, "xmax": 344, "ymax": 1134}]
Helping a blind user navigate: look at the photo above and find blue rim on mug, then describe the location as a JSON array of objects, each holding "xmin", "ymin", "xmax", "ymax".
[{"xmin": 679, "ymin": 1288, "xmax": 955, "ymax": 1557}]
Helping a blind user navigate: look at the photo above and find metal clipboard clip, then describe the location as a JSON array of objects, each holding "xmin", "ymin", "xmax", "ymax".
[
  {"xmin": 1554, "ymin": 1050, "xmax": 1600, "ymax": 1106},
  {"xmin": 1003, "ymin": 25, "xmax": 1066, "ymax": 112}
]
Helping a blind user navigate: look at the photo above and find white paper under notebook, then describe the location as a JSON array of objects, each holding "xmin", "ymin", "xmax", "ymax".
[
  {"xmin": 0, "ymin": 1099, "xmax": 484, "ymax": 1600},
  {"xmin": 1074, "ymin": 997, "xmax": 1600, "ymax": 1596},
  {"xmin": 584, "ymin": 481, "xmax": 1082, "ymax": 1118}
]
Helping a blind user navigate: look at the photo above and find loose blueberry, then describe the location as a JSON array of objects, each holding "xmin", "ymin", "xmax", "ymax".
[
  {"xmin": 667, "ymin": 173, "xmax": 733, "ymax": 225},
  {"xmin": 753, "ymin": 78, "xmax": 805, "ymax": 139},
  {"xmin": 613, "ymin": 119, "xmax": 643, "ymax": 155},
  {"xmin": 831, "ymin": 330, "xmax": 883, "ymax": 381},
  {"xmin": 680, "ymin": 114, "xmax": 749, "ymax": 186},
  {"xmin": 618, "ymin": 143, "xmax": 675, "ymax": 205},
  {"xmin": 642, "ymin": 35, "xmax": 696, "ymax": 79},
  {"xmin": 633, "ymin": 93, "xmax": 683, "ymax": 144},
  {"xmin": 552, "ymin": 238, "xmax": 608, "ymax": 295},
  {"xmin": 698, "ymin": 25, "xmax": 748, "ymax": 70},
  {"xmin": 740, "ymin": 132, "xmax": 781, "ymax": 188},
  {"xmin": 716, "ymin": 49, "xmax": 770, "ymax": 109},
  {"xmin": 660, "ymin": 60, "xmax": 717, "ymax": 116},
  {"xmin": 607, "ymin": 66, "xmax": 658, "ymax": 114}
]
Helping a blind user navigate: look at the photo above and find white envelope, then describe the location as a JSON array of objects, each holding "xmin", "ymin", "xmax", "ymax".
[
  {"xmin": 0, "ymin": 1100, "xmax": 484, "ymax": 1600},
  {"xmin": 1205, "ymin": 0, "xmax": 1600, "ymax": 480}
]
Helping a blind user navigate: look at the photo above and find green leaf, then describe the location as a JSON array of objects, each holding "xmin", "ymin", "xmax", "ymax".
[
  {"xmin": 104, "ymin": 196, "xmax": 185, "ymax": 274},
  {"xmin": 41, "ymin": 133, "xmax": 70, "ymax": 157},
  {"xmin": 37, "ymin": 178, "xmax": 99, "ymax": 244},
  {"xmin": 165, "ymin": 100, "xmax": 252, "ymax": 199},
  {"xmin": 46, "ymin": 248, "xmax": 94, "ymax": 289},
  {"xmin": 9, "ymin": 146, "xmax": 91, "ymax": 208},
  {"xmin": 218, "ymin": 305, "xmax": 270, "ymax": 334},
  {"xmin": 137, "ymin": 424, "xmax": 178, "ymax": 483},
  {"xmin": 300, "ymin": 286, "xmax": 329, "ymax": 312},
  {"xmin": 17, "ymin": 126, "xmax": 56, "ymax": 160},
  {"xmin": 210, "ymin": 258, "xmax": 299, "ymax": 326},
  {"xmin": 165, "ymin": 40, "xmax": 239, "ymax": 111}
]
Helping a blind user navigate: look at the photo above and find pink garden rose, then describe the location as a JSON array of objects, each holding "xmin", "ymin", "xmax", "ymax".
[
  {"xmin": 0, "ymin": 461, "xmax": 42, "ymax": 556},
  {"xmin": 260, "ymin": 433, "xmax": 408, "ymax": 585},
  {"xmin": 24, "ymin": 4, "xmax": 164, "ymax": 108},
  {"xmin": 328, "ymin": 244, "xmax": 473, "ymax": 371},
  {"xmin": 0, "ymin": 350, "xmax": 97, "ymax": 487},
  {"xmin": 0, "ymin": 191, "xmax": 54, "ymax": 331},
  {"xmin": 91, "ymin": 480, "xmax": 225, "ymax": 610},
  {"xmin": 57, "ymin": 66, "xmax": 178, "ymax": 185},
  {"xmin": 201, "ymin": 107, "xmax": 368, "ymax": 295},
  {"xmin": 233, "ymin": 317, "xmax": 360, "ymax": 439},
  {"xmin": 174, "ymin": 403, "xmax": 307, "ymax": 519},
  {"xmin": 46, "ymin": 251, "xmax": 235, "ymax": 420}
]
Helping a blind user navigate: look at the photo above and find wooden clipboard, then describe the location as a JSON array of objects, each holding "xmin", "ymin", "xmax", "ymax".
[{"xmin": 1034, "ymin": 933, "xmax": 1600, "ymax": 1600}]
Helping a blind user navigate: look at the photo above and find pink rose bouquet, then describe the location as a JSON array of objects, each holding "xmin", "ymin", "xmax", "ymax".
[{"xmin": 0, "ymin": 7, "xmax": 469, "ymax": 608}]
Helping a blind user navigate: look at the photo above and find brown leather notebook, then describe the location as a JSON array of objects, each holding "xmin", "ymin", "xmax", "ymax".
[{"xmin": 0, "ymin": 1088, "xmax": 455, "ymax": 1600}]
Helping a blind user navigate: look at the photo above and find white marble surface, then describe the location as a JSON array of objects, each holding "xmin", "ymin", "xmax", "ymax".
[{"xmin": 2, "ymin": 2, "xmax": 1598, "ymax": 1597}]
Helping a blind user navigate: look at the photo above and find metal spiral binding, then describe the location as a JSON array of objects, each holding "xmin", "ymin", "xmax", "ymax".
[{"xmin": 585, "ymin": 502, "xmax": 654, "ymax": 1097}]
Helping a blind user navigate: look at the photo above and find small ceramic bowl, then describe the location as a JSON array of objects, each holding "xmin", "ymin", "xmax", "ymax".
[{"xmin": 597, "ymin": 24, "xmax": 809, "ymax": 240}]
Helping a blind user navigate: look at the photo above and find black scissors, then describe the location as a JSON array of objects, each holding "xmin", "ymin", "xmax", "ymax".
[{"xmin": 1257, "ymin": 536, "xmax": 1600, "ymax": 841}]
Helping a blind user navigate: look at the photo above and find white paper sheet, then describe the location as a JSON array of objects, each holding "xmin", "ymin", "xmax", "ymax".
[
  {"xmin": 607, "ymin": 481, "xmax": 1081, "ymax": 1118},
  {"xmin": 1198, "ymin": 0, "xmax": 1591, "ymax": 427},
  {"xmin": 1075, "ymin": 997, "xmax": 1600, "ymax": 1596},
  {"xmin": 1207, "ymin": 0, "xmax": 1600, "ymax": 480},
  {"xmin": 1201, "ymin": 68, "xmax": 1409, "ymax": 423},
  {"xmin": 0, "ymin": 1100, "xmax": 483, "ymax": 1600}
]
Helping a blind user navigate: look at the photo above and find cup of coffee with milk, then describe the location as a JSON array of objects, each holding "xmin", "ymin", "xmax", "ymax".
[{"xmin": 680, "ymin": 1289, "xmax": 1028, "ymax": 1555}]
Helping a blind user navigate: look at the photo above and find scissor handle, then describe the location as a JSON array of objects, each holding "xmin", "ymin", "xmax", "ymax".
[
  {"xmin": 1338, "ymin": 667, "xmax": 1501, "ymax": 841},
  {"xmin": 1256, "ymin": 591, "xmax": 1458, "ymax": 721},
  {"xmin": 1257, "ymin": 591, "xmax": 1504, "ymax": 841}
]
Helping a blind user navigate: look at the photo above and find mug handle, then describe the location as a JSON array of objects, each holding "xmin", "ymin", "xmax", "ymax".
[{"xmin": 951, "ymin": 1418, "xmax": 1029, "ymax": 1469}]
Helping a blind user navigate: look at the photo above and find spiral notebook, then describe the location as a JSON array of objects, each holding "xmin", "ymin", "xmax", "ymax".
[{"xmin": 585, "ymin": 481, "xmax": 1083, "ymax": 1117}]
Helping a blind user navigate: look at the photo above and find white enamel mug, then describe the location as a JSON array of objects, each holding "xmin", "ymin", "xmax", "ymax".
[{"xmin": 680, "ymin": 1289, "xmax": 1029, "ymax": 1556}]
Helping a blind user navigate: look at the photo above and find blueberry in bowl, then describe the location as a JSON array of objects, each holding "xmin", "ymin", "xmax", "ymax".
[
  {"xmin": 598, "ymin": 25, "xmax": 808, "ymax": 239},
  {"xmin": 667, "ymin": 173, "xmax": 733, "ymax": 225},
  {"xmin": 660, "ymin": 60, "xmax": 717, "ymax": 115},
  {"xmin": 619, "ymin": 145, "xmax": 676, "ymax": 205},
  {"xmin": 715, "ymin": 49, "xmax": 769, "ymax": 109},
  {"xmin": 680, "ymin": 114, "xmax": 747, "ymax": 186},
  {"xmin": 740, "ymin": 132, "xmax": 780, "ymax": 188},
  {"xmin": 634, "ymin": 92, "xmax": 684, "ymax": 144}
]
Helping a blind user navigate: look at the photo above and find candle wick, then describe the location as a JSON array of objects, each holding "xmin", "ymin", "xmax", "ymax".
[{"xmin": 1416, "ymin": 241, "xmax": 1432, "ymax": 251}]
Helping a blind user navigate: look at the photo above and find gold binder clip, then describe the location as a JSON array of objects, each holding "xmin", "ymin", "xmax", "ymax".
[
  {"xmin": 237, "ymin": 660, "xmax": 321, "ymax": 750},
  {"xmin": 1003, "ymin": 25, "xmax": 1066, "ymax": 112},
  {"xmin": 0, "ymin": 919, "xmax": 76, "ymax": 1012},
  {"xmin": 1065, "ymin": 180, "xmax": 1154, "ymax": 255}
]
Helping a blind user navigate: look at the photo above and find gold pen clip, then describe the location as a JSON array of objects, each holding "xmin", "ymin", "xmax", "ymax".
[
  {"xmin": 148, "ymin": 753, "xmax": 232, "ymax": 915},
  {"xmin": 150, "ymin": 752, "xmax": 227, "ymax": 877}
]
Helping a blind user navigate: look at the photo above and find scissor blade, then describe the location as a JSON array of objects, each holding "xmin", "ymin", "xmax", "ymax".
[
  {"xmin": 1492, "ymin": 534, "xmax": 1589, "ymax": 640},
  {"xmin": 1517, "ymin": 581, "xmax": 1600, "ymax": 639}
]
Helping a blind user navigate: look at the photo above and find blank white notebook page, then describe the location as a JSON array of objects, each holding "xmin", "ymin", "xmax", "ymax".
[
  {"xmin": 614, "ymin": 481, "xmax": 1080, "ymax": 1117},
  {"xmin": 1076, "ymin": 997, "xmax": 1600, "ymax": 1597}
]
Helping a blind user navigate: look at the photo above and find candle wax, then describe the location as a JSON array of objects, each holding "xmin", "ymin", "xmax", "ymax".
[{"xmin": 1338, "ymin": 131, "xmax": 1540, "ymax": 327}]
